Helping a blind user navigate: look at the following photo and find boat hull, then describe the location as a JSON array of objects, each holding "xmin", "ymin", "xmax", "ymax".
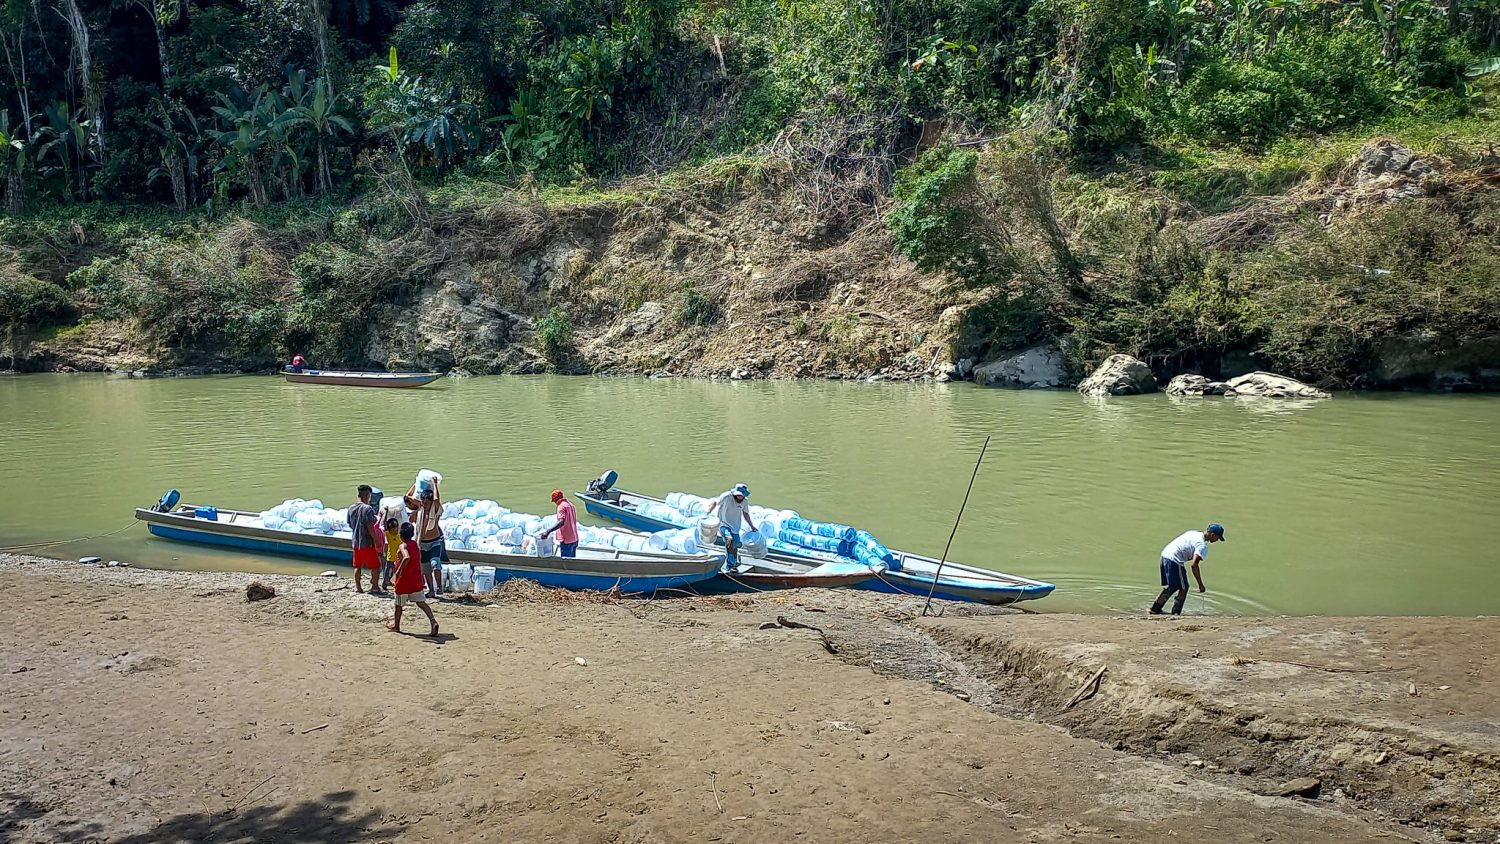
[
  {"xmin": 136, "ymin": 506, "xmax": 720, "ymax": 593},
  {"xmin": 579, "ymin": 489, "xmax": 1055, "ymax": 604},
  {"xmin": 283, "ymin": 370, "xmax": 442, "ymax": 388}
]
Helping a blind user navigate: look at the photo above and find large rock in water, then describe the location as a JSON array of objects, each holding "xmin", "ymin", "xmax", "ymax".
[
  {"xmin": 1165, "ymin": 374, "xmax": 1236, "ymax": 396},
  {"xmin": 1224, "ymin": 371, "xmax": 1331, "ymax": 399},
  {"xmin": 973, "ymin": 343, "xmax": 1069, "ymax": 389},
  {"xmin": 1077, "ymin": 355, "xmax": 1157, "ymax": 396}
]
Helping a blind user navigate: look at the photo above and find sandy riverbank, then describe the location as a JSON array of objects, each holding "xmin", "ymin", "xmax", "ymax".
[{"xmin": 2, "ymin": 553, "xmax": 1495, "ymax": 843}]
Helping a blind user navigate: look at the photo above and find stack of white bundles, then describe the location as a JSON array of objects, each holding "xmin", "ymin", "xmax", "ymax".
[
  {"xmin": 648, "ymin": 528, "xmax": 699, "ymax": 554},
  {"xmin": 667, "ymin": 493, "xmax": 714, "ymax": 519}
]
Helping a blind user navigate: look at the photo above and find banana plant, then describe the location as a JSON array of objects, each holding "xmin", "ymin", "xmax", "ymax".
[
  {"xmin": 281, "ymin": 75, "xmax": 353, "ymax": 194},
  {"xmin": 35, "ymin": 100, "xmax": 94, "ymax": 201},
  {"xmin": 145, "ymin": 99, "xmax": 202, "ymax": 211},
  {"xmin": 212, "ymin": 90, "xmax": 271, "ymax": 207}
]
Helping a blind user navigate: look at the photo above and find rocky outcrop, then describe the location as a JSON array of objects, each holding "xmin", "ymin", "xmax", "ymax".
[
  {"xmin": 1372, "ymin": 333, "xmax": 1500, "ymax": 391},
  {"xmin": 1077, "ymin": 354, "xmax": 1157, "ymax": 396},
  {"xmin": 973, "ymin": 343, "xmax": 1069, "ymax": 389},
  {"xmin": 366, "ymin": 263, "xmax": 538, "ymax": 374},
  {"xmin": 1348, "ymin": 140, "xmax": 1436, "ymax": 201},
  {"xmin": 1224, "ymin": 371, "xmax": 1330, "ymax": 399},
  {"xmin": 1165, "ymin": 374, "xmax": 1236, "ymax": 396}
]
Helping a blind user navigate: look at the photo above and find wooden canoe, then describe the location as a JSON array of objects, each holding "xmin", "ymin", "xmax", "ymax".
[
  {"xmin": 135, "ymin": 504, "xmax": 722, "ymax": 594},
  {"xmin": 282, "ymin": 369, "xmax": 443, "ymax": 388}
]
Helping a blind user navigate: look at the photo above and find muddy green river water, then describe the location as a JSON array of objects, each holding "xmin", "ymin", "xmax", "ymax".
[{"xmin": 2, "ymin": 373, "xmax": 1497, "ymax": 615}]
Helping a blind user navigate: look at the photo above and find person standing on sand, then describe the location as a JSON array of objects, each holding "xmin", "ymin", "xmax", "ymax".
[
  {"xmin": 380, "ymin": 517, "xmax": 402, "ymax": 593},
  {"xmin": 1150, "ymin": 523, "xmax": 1225, "ymax": 615},
  {"xmin": 706, "ymin": 483, "xmax": 756, "ymax": 565},
  {"xmin": 388, "ymin": 522, "xmax": 438, "ymax": 637},
  {"xmin": 540, "ymin": 490, "xmax": 580, "ymax": 558},
  {"xmin": 346, "ymin": 485, "xmax": 385, "ymax": 594},
  {"xmin": 405, "ymin": 482, "xmax": 447, "ymax": 599}
]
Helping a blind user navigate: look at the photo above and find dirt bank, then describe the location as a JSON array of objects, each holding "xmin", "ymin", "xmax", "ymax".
[
  {"xmin": 2, "ymin": 554, "xmax": 1491, "ymax": 843},
  {"xmin": 922, "ymin": 614, "xmax": 1500, "ymax": 841}
]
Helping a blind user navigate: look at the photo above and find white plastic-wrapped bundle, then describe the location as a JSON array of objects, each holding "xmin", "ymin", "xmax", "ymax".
[
  {"xmin": 447, "ymin": 538, "xmax": 467, "ymax": 550},
  {"xmin": 665, "ymin": 529, "xmax": 698, "ymax": 554},
  {"xmin": 521, "ymin": 517, "xmax": 543, "ymax": 536},
  {"xmin": 415, "ymin": 469, "xmax": 442, "ymax": 495},
  {"xmin": 260, "ymin": 514, "xmax": 285, "ymax": 530}
]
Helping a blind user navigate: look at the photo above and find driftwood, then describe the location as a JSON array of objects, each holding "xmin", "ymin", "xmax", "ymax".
[
  {"xmin": 1063, "ymin": 665, "xmax": 1108, "ymax": 710},
  {"xmin": 776, "ymin": 615, "xmax": 838, "ymax": 655}
]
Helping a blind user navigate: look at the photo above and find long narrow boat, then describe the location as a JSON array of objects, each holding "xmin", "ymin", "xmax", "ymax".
[
  {"xmin": 586, "ymin": 525, "xmax": 878, "ymax": 592},
  {"xmin": 136, "ymin": 503, "xmax": 721, "ymax": 594},
  {"xmin": 577, "ymin": 488, "xmax": 1055, "ymax": 605},
  {"xmin": 282, "ymin": 369, "xmax": 443, "ymax": 388}
]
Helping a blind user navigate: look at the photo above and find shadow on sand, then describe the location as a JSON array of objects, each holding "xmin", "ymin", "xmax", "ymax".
[{"xmin": 2, "ymin": 790, "xmax": 393, "ymax": 844}]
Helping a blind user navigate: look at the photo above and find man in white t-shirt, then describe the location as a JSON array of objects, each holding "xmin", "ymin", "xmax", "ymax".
[
  {"xmin": 706, "ymin": 483, "xmax": 756, "ymax": 564},
  {"xmin": 1150, "ymin": 523, "xmax": 1225, "ymax": 615}
]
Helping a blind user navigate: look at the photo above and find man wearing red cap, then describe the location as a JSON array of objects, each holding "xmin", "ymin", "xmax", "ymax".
[{"xmin": 541, "ymin": 490, "xmax": 580, "ymax": 558}]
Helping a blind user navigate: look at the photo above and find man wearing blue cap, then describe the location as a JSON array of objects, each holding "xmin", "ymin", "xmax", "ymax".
[
  {"xmin": 1150, "ymin": 523, "xmax": 1225, "ymax": 615},
  {"xmin": 707, "ymin": 483, "xmax": 757, "ymax": 565}
]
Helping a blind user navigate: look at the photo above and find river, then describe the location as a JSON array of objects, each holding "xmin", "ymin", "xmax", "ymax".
[{"xmin": 2, "ymin": 373, "xmax": 1497, "ymax": 615}]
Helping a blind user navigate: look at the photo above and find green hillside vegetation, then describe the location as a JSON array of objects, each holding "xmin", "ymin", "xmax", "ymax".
[{"xmin": 1, "ymin": 0, "xmax": 1497, "ymax": 384}]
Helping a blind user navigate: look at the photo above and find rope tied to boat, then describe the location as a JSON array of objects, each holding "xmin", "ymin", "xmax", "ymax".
[{"xmin": 0, "ymin": 521, "xmax": 140, "ymax": 554}]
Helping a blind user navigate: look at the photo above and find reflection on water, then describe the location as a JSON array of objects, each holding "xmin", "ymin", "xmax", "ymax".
[{"xmin": 3, "ymin": 373, "xmax": 1498, "ymax": 616}]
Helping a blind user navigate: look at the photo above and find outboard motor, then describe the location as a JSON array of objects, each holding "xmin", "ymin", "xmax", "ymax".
[
  {"xmin": 586, "ymin": 470, "xmax": 620, "ymax": 503},
  {"xmin": 153, "ymin": 489, "xmax": 181, "ymax": 513}
]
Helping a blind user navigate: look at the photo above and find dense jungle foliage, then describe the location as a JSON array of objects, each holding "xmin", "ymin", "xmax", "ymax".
[{"xmin": 1, "ymin": 0, "xmax": 1497, "ymax": 382}]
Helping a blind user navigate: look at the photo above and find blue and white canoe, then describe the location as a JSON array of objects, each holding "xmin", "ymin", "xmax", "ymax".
[
  {"xmin": 578, "ymin": 488, "xmax": 1056, "ymax": 605},
  {"xmin": 134, "ymin": 503, "xmax": 721, "ymax": 594}
]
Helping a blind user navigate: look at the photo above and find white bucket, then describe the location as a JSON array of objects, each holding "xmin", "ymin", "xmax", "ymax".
[
  {"xmin": 697, "ymin": 517, "xmax": 720, "ymax": 546},
  {"xmin": 472, "ymin": 565, "xmax": 496, "ymax": 593}
]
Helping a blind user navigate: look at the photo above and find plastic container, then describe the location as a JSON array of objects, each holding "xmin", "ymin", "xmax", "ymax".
[
  {"xmin": 739, "ymin": 529, "xmax": 768, "ymax": 559},
  {"xmin": 472, "ymin": 565, "xmax": 497, "ymax": 593},
  {"xmin": 441, "ymin": 564, "xmax": 473, "ymax": 592},
  {"xmin": 697, "ymin": 517, "xmax": 721, "ymax": 547},
  {"xmin": 194, "ymin": 506, "xmax": 219, "ymax": 521}
]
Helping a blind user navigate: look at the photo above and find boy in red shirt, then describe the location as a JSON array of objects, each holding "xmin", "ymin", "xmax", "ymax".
[{"xmin": 388, "ymin": 522, "xmax": 439, "ymax": 636}]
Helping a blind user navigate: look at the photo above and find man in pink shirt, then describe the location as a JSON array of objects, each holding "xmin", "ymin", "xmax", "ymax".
[{"xmin": 541, "ymin": 490, "xmax": 580, "ymax": 557}]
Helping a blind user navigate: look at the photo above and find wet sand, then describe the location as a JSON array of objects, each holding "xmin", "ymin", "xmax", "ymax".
[{"xmin": 2, "ymin": 554, "xmax": 1493, "ymax": 842}]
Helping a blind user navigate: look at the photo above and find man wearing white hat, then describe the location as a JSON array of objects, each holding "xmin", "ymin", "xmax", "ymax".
[{"xmin": 707, "ymin": 483, "xmax": 757, "ymax": 564}]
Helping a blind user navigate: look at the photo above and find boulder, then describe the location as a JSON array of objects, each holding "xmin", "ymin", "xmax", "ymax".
[
  {"xmin": 973, "ymin": 343, "xmax": 1069, "ymax": 389},
  {"xmin": 1350, "ymin": 140, "xmax": 1435, "ymax": 200},
  {"xmin": 1270, "ymin": 777, "xmax": 1322, "ymax": 799},
  {"xmin": 1077, "ymin": 354, "xmax": 1157, "ymax": 397},
  {"xmin": 1224, "ymin": 371, "xmax": 1330, "ymax": 399},
  {"xmin": 1165, "ymin": 374, "xmax": 1236, "ymax": 397}
]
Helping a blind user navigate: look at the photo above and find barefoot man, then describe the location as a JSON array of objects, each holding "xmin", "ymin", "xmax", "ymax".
[
  {"xmin": 1150, "ymin": 523, "xmax": 1225, "ymax": 615},
  {"xmin": 346, "ymin": 484, "xmax": 385, "ymax": 594}
]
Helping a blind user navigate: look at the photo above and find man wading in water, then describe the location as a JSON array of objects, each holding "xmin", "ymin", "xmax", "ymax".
[{"xmin": 1150, "ymin": 523, "xmax": 1225, "ymax": 615}]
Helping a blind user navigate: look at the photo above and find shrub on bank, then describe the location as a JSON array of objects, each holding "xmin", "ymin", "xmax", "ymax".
[{"xmin": 0, "ymin": 274, "xmax": 73, "ymax": 327}]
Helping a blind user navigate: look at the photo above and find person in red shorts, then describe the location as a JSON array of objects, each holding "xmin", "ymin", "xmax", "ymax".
[
  {"xmin": 388, "ymin": 522, "xmax": 438, "ymax": 636},
  {"xmin": 345, "ymin": 484, "xmax": 385, "ymax": 594}
]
